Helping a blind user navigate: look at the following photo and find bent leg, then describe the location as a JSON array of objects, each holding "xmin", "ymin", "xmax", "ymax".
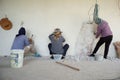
[{"xmin": 62, "ymin": 44, "xmax": 69, "ymax": 56}]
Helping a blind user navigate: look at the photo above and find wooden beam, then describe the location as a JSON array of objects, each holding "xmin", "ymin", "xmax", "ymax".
[{"xmin": 56, "ymin": 61, "xmax": 80, "ymax": 71}]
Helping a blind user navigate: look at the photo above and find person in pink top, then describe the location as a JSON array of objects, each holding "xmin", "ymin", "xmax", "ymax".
[{"xmin": 89, "ymin": 18, "xmax": 113, "ymax": 59}]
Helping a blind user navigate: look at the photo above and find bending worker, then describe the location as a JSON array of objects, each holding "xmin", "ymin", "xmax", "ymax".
[{"xmin": 89, "ymin": 3, "xmax": 113, "ymax": 59}]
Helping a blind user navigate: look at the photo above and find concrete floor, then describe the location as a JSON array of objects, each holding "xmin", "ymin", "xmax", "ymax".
[{"xmin": 0, "ymin": 56, "xmax": 120, "ymax": 80}]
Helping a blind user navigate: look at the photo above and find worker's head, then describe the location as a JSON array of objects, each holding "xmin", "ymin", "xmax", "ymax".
[
  {"xmin": 16, "ymin": 27, "xmax": 26, "ymax": 37},
  {"xmin": 54, "ymin": 28, "xmax": 62, "ymax": 37},
  {"xmin": 95, "ymin": 18, "xmax": 102, "ymax": 24}
]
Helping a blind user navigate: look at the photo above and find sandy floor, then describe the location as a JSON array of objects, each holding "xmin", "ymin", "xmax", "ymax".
[{"xmin": 0, "ymin": 56, "xmax": 120, "ymax": 80}]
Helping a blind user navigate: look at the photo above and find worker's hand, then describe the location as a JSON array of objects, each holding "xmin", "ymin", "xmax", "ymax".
[
  {"xmin": 28, "ymin": 38, "xmax": 33, "ymax": 44},
  {"xmin": 94, "ymin": 32, "xmax": 96, "ymax": 35}
]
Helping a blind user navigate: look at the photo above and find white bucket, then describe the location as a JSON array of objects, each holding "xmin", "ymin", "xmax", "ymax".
[
  {"xmin": 53, "ymin": 54, "xmax": 62, "ymax": 61},
  {"xmin": 11, "ymin": 50, "xmax": 24, "ymax": 68},
  {"xmin": 95, "ymin": 54, "xmax": 103, "ymax": 61}
]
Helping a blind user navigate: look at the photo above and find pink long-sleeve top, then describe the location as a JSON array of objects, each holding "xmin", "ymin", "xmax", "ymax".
[{"xmin": 96, "ymin": 20, "xmax": 113, "ymax": 38}]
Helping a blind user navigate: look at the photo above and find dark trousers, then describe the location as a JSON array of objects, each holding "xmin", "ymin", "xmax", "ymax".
[
  {"xmin": 92, "ymin": 35, "xmax": 113, "ymax": 58},
  {"xmin": 48, "ymin": 43, "xmax": 69, "ymax": 56}
]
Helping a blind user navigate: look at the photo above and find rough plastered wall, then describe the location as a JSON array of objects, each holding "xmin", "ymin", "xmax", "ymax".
[
  {"xmin": 75, "ymin": 23, "xmax": 105, "ymax": 57},
  {"xmin": 0, "ymin": 0, "xmax": 120, "ymax": 57}
]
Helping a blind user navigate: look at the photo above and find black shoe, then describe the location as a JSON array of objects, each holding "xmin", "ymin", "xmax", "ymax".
[
  {"xmin": 104, "ymin": 57, "xmax": 107, "ymax": 59},
  {"xmin": 61, "ymin": 56, "xmax": 65, "ymax": 59},
  {"xmin": 89, "ymin": 54, "xmax": 95, "ymax": 57},
  {"xmin": 50, "ymin": 55, "xmax": 54, "ymax": 59}
]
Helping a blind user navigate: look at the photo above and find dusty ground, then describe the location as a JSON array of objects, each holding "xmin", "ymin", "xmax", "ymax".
[{"xmin": 0, "ymin": 56, "xmax": 120, "ymax": 80}]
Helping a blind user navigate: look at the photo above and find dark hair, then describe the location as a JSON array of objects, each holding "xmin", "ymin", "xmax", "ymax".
[{"xmin": 16, "ymin": 27, "xmax": 26, "ymax": 37}]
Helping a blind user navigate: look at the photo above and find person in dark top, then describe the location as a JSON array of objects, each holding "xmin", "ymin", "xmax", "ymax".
[
  {"xmin": 11, "ymin": 27, "xmax": 40, "ymax": 57},
  {"xmin": 11, "ymin": 27, "xmax": 29, "ymax": 49},
  {"xmin": 48, "ymin": 28, "xmax": 69, "ymax": 59}
]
